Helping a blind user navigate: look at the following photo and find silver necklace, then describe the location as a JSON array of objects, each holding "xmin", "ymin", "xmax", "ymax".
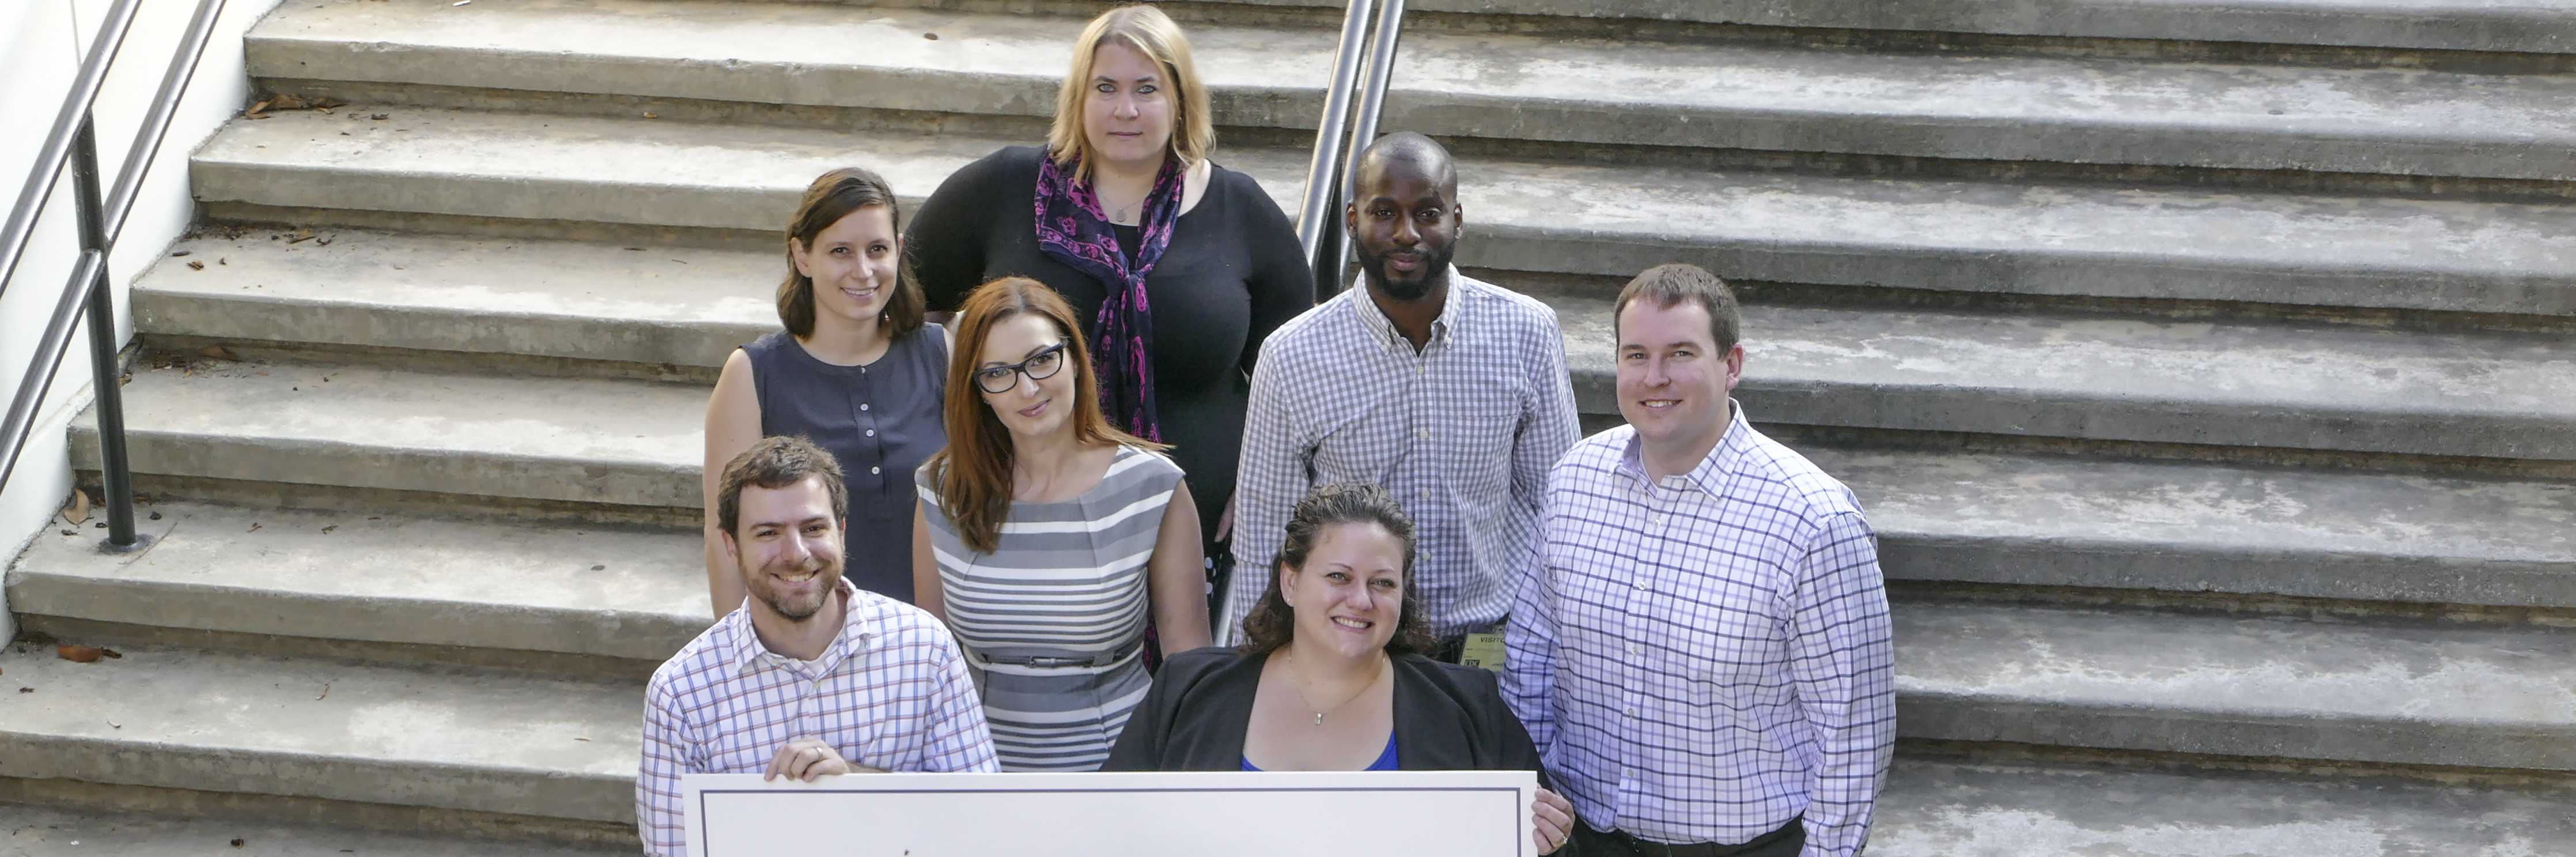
[{"xmin": 1282, "ymin": 651, "xmax": 1383, "ymax": 727}]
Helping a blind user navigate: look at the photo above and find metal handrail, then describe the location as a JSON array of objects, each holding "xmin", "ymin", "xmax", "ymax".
[
  {"xmin": 1293, "ymin": 0, "xmax": 1408, "ymax": 301},
  {"xmin": 1291, "ymin": 0, "xmax": 1375, "ymax": 301},
  {"xmin": 1, "ymin": 0, "xmax": 234, "ymax": 553}
]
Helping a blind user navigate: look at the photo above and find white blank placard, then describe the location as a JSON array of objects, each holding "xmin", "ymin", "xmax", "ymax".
[{"xmin": 683, "ymin": 770, "xmax": 1535, "ymax": 857}]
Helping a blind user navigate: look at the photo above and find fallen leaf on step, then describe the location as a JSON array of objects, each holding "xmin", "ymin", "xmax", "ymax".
[
  {"xmin": 288, "ymin": 229, "xmax": 316, "ymax": 244},
  {"xmin": 219, "ymin": 257, "xmax": 228, "ymax": 265},
  {"xmin": 200, "ymin": 345, "xmax": 237, "ymax": 361},
  {"xmin": 371, "ymin": 113, "xmax": 388, "ymax": 120},
  {"xmin": 187, "ymin": 261, "xmax": 204, "ymax": 270},
  {"xmin": 270, "ymin": 94, "xmax": 308, "ymax": 110},
  {"xmin": 924, "ymin": 32, "xmax": 939, "ymax": 40},
  {"xmin": 231, "ymin": 839, "xmax": 245, "ymax": 847},
  {"xmin": 17, "ymin": 688, "xmax": 30, "ymax": 694},
  {"xmin": 248, "ymin": 523, "xmax": 262, "ymax": 533},
  {"xmin": 320, "ymin": 525, "xmax": 338, "ymax": 534},
  {"xmin": 172, "ymin": 250, "xmax": 191, "ymax": 257},
  {"xmin": 60, "ymin": 489, "xmax": 91, "ymax": 526},
  {"xmin": 316, "ymin": 683, "xmax": 330, "ymax": 700},
  {"xmin": 316, "ymin": 237, "xmax": 332, "ymax": 247},
  {"xmin": 56, "ymin": 645, "xmax": 120, "ymax": 663}
]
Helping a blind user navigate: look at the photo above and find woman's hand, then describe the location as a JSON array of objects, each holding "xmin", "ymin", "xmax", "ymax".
[{"xmin": 1532, "ymin": 787, "xmax": 1574, "ymax": 854}]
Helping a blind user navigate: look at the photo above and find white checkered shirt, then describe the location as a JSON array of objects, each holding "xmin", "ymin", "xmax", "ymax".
[
  {"xmin": 1502, "ymin": 406, "xmax": 1895, "ymax": 856},
  {"xmin": 636, "ymin": 577, "xmax": 998, "ymax": 856},
  {"xmin": 1225, "ymin": 266, "xmax": 1581, "ymax": 641}
]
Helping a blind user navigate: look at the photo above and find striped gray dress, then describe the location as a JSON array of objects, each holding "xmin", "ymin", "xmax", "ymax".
[{"xmin": 917, "ymin": 445, "xmax": 1183, "ymax": 771}]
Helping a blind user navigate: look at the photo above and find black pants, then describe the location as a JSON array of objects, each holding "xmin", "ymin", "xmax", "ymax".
[{"xmin": 1569, "ymin": 818, "xmax": 1802, "ymax": 857}]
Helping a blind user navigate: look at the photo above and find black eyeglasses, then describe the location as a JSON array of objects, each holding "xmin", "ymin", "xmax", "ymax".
[{"xmin": 974, "ymin": 342, "xmax": 1069, "ymax": 394}]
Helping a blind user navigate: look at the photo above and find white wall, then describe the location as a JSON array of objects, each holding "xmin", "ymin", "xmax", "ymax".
[{"xmin": 0, "ymin": 0, "xmax": 286, "ymax": 641}]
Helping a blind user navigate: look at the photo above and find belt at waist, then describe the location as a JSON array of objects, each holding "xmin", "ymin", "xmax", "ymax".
[{"xmin": 966, "ymin": 637, "xmax": 1144, "ymax": 670}]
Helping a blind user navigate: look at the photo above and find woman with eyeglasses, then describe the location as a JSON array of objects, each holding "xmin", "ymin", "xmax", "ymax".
[{"xmin": 913, "ymin": 277, "xmax": 1213, "ymax": 771}]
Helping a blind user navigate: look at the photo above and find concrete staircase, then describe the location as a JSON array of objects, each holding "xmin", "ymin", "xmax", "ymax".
[{"xmin": 6, "ymin": 0, "xmax": 2575, "ymax": 853}]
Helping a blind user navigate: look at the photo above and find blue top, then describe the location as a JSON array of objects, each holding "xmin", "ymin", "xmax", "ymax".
[
  {"xmin": 1241, "ymin": 733, "xmax": 1399, "ymax": 772},
  {"xmin": 739, "ymin": 327, "xmax": 947, "ymax": 603}
]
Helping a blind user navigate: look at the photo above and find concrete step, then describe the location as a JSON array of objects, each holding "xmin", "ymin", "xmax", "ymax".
[
  {"xmin": 5, "ymin": 502, "xmax": 706, "ymax": 665},
  {"xmin": 122, "ymin": 232, "xmax": 2576, "ymax": 462},
  {"xmin": 1194, "ymin": 0, "xmax": 2576, "ymax": 55},
  {"xmin": 1896, "ymin": 602, "xmax": 2576, "ymax": 772},
  {"xmin": 73, "ymin": 362, "xmax": 702, "ymax": 511},
  {"xmin": 135, "ymin": 231, "xmax": 772, "ymax": 371},
  {"xmin": 242, "ymin": 0, "xmax": 2576, "ymax": 180},
  {"xmin": 192, "ymin": 108, "xmax": 2576, "ymax": 319},
  {"xmin": 0, "ymin": 804, "xmax": 625, "ymax": 856},
  {"xmin": 1815, "ymin": 448, "xmax": 2576, "ymax": 612},
  {"xmin": 0, "ymin": 642, "xmax": 638, "ymax": 825},
  {"xmin": 1873, "ymin": 755, "xmax": 2576, "ymax": 855}
]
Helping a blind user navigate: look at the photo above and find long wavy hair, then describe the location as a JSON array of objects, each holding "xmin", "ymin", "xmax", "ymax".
[
  {"xmin": 1240, "ymin": 484, "xmax": 1437, "ymax": 658},
  {"xmin": 778, "ymin": 167, "xmax": 925, "ymax": 338},
  {"xmin": 924, "ymin": 277, "xmax": 1165, "ymax": 553}
]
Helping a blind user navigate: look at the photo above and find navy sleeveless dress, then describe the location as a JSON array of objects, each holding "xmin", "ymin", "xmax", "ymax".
[{"xmin": 740, "ymin": 327, "xmax": 948, "ymax": 602}]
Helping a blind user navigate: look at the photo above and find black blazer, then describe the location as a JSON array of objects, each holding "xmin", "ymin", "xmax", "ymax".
[{"xmin": 1103, "ymin": 646, "xmax": 1549, "ymax": 780}]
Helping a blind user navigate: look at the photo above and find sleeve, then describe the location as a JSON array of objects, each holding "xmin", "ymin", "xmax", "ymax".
[
  {"xmin": 904, "ymin": 148, "xmax": 1009, "ymax": 311},
  {"xmin": 1230, "ymin": 169, "xmax": 1317, "ymax": 375},
  {"xmin": 1100, "ymin": 667, "xmax": 1178, "ymax": 772},
  {"xmin": 1786, "ymin": 508, "xmax": 1897, "ymax": 857},
  {"xmin": 1473, "ymin": 667, "xmax": 1557, "ymax": 792},
  {"xmin": 636, "ymin": 679, "xmax": 703, "ymax": 857},
  {"xmin": 916, "ymin": 632, "xmax": 1003, "ymax": 772},
  {"xmin": 1513, "ymin": 308, "xmax": 1581, "ymax": 524},
  {"xmin": 1500, "ymin": 485, "xmax": 1565, "ymax": 756},
  {"xmin": 1222, "ymin": 349, "xmax": 1306, "ymax": 643}
]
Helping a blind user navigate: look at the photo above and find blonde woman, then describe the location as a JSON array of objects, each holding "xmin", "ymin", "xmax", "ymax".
[
  {"xmin": 903, "ymin": 6, "xmax": 1310, "ymax": 613},
  {"xmin": 913, "ymin": 277, "xmax": 1213, "ymax": 771}
]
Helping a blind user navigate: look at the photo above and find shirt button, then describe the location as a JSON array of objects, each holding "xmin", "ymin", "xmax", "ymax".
[
  {"xmin": 865, "ymin": 429, "xmax": 876, "ymax": 437},
  {"xmin": 1633, "ymin": 580, "xmax": 1647, "ymax": 591},
  {"xmin": 1625, "ymin": 706, "xmax": 1639, "ymax": 718},
  {"xmin": 1417, "ymin": 429, "xmax": 1429, "ymax": 440},
  {"xmin": 1628, "ymin": 642, "xmax": 1641, "ymax": 655},
  {"xmin": 870, "ymin": 466, "xmax": 882, "ymax": 475},
  {"xmin": 860, "ymin": 403, "xmax": 871, "ymax": 411}
]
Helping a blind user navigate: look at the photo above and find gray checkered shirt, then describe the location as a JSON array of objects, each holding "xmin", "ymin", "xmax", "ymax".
[{"xmin": 1224, "ymin": 266, "xmax": 1580, "ymax": 641}]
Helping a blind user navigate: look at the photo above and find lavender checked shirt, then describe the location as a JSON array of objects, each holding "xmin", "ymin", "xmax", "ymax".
[
  {"xmin": 1224, "ymin": 267, "xmax": 1581, "ymax": 642},
  {"xmin": 1502, "ymin": 406, "xmax": 1895, "ymax": 856},
  {"xmin": 637, "ymin": 577, "xmax": 998, "ymax": 856}
]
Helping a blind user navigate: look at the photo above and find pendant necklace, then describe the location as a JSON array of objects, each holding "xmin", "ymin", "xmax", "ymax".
[{"xmin": 1283, "ymin": 651, "xmax": 1383, "ymax": 727}]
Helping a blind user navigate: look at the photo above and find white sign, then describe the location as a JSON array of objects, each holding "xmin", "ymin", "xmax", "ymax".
[{"xmin": 682, "ymin": 770, "xmax": 1537, "ymax": 857}]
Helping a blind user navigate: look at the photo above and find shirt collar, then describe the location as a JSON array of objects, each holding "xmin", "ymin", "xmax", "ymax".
[
  {"xmin": 1348, "ymin": 265, "xmax": 1466, "ymax": 350},
  {"xmin": 723, "ymin": 575, "xmax": 873, "ymax": 675},
  {"xmin": 1618, "ymin": 399, "xmax": 1753, "ymax": 499}
]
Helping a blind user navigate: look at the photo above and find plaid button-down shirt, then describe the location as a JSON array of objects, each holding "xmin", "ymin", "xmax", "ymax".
[
  {"xmin": 1503, "ymin": 406, "xmax": 1895, "ymax": 856},
  {"xmin": 1224, "ymin": 267, "xmax": 1580, "ymax": 641},
  {"xmin": 637, "ymin": 578, "xmax": 997, "ymax": 856}
]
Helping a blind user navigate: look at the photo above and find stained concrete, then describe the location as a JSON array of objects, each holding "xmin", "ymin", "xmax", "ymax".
[
  {"xmin": 1817, "ymin": 448, "xmax": 2576, "ymax": 609},
  {"xmin": 5, "ymin": 502, "xmax": 707, "ymax": 662},
  {"xmin": 135, "ymin": 232, "xmax": 776, "ymax": 369},
  {"xmin": 1873, "ymin": 758, "xmax": 2576, "ymax": 856},
  {"xmin": 67, "ymin": 363, "xmax": 703, "ymax": 508},
  {"xmin": 0, "ymin": 643, "xmax": 640, "ymax": 824},
  {"xmin": 1217, "ymin": 0, "xmax": 2576, "ymax": 54},
  {"xmin": 0, "ymin": 805, "xmax": 626, "ymax": 856},
  {"xmin": 1895, "ymin": 602, "xmax": 2576, "ymax": 771},
  {"xmin": 243, "ymin": 0, "xmax": 2576, "ymax": 179},
  {"xmin": 192, "ymin": 108, "xmax": 2576, "ymax": 318}
]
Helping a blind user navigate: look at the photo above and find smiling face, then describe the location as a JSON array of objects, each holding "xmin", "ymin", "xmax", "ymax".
[
  {"xmin": 1279, "ymin": 522, "xmax": 1408, "ymax": 659},
  {"xmin": 1616, "ymin": 297, "xmax": 1742, "ymax": 472},
  {"xmin": 789, "ymin": 205, "xmax": 899, "ymax": 329},
  {"xmin": 1348, "ymin": 157, "xmax": 1460, "ymax": 302},
  {"xmin": 1081, "ymin": 41, "xmax": 1175, "ymax": 173},
  {"xmin": 974, "ymin": 312, "xmax": 1078, "ymax": 443},
  {"xmin": 723, "ymin": 474, "xmax": 843, "ymax": 623}
]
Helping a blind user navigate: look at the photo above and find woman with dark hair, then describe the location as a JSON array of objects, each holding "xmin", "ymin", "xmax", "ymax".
[
  {"xmin": 702, "ymin": 167, "xmax": 945, "ymax": 612},
  {"xmin": 1103, "ymin": 483, "xmax": 1575, "ymax": 855},
  {"xmin": 902, "ymin": 6, "xmax": 1312, "ymax": 603},
  {"xmin": 913, "ymin": 277, "xmax": 1212, "ymax": 772}
]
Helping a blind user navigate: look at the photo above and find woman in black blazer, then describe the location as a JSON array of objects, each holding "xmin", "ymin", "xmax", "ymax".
[{"xmin": 1103, "ymin": 484, "xmax": 1573, "ymax": 855}]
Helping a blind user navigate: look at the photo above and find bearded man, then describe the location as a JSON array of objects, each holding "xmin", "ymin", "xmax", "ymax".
[{"xmin": 637, "ymin": 435, "xmax": 997, "ymax": 856}]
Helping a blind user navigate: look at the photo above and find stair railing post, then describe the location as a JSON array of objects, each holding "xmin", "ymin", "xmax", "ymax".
[{"xmin": 69, "ymin": 116, "xmax": 145, "ymax": 553}]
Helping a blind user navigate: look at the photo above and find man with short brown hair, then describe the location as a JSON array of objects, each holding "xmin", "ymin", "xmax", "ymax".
[
  {"xmin": 638, "ymin": 436, "xmax": 996, "ymax": 857},
  {"xmin": 1505, "ymin": 264, "xmax": 1894, "ymax": 857}
]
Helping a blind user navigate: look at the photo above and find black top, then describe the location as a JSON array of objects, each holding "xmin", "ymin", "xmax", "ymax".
[
  {"xmin": 904, "ymin": 146, "xmax": 1313, "ymax": 546},
  {"xmin": 1102, "ymin": 646, "xmax": 1551, "ymax": 781},
  {"xmin": 740, "ymin": 327, "xmax": 948, "ymax": 602}
]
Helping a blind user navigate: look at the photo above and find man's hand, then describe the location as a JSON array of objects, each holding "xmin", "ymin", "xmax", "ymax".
[
  {"xmin": 762, "ymin": 738, "xmax": 883, "ymax": 783},
  {"xmin": 1532, "ymin": 787, "xmax": 1574, "ymax": 854}
]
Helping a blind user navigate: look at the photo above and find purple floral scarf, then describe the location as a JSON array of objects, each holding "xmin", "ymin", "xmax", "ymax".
[{"xmin": 1034, "ymin": 149, "xmax": 1185, "ymax": 443}]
